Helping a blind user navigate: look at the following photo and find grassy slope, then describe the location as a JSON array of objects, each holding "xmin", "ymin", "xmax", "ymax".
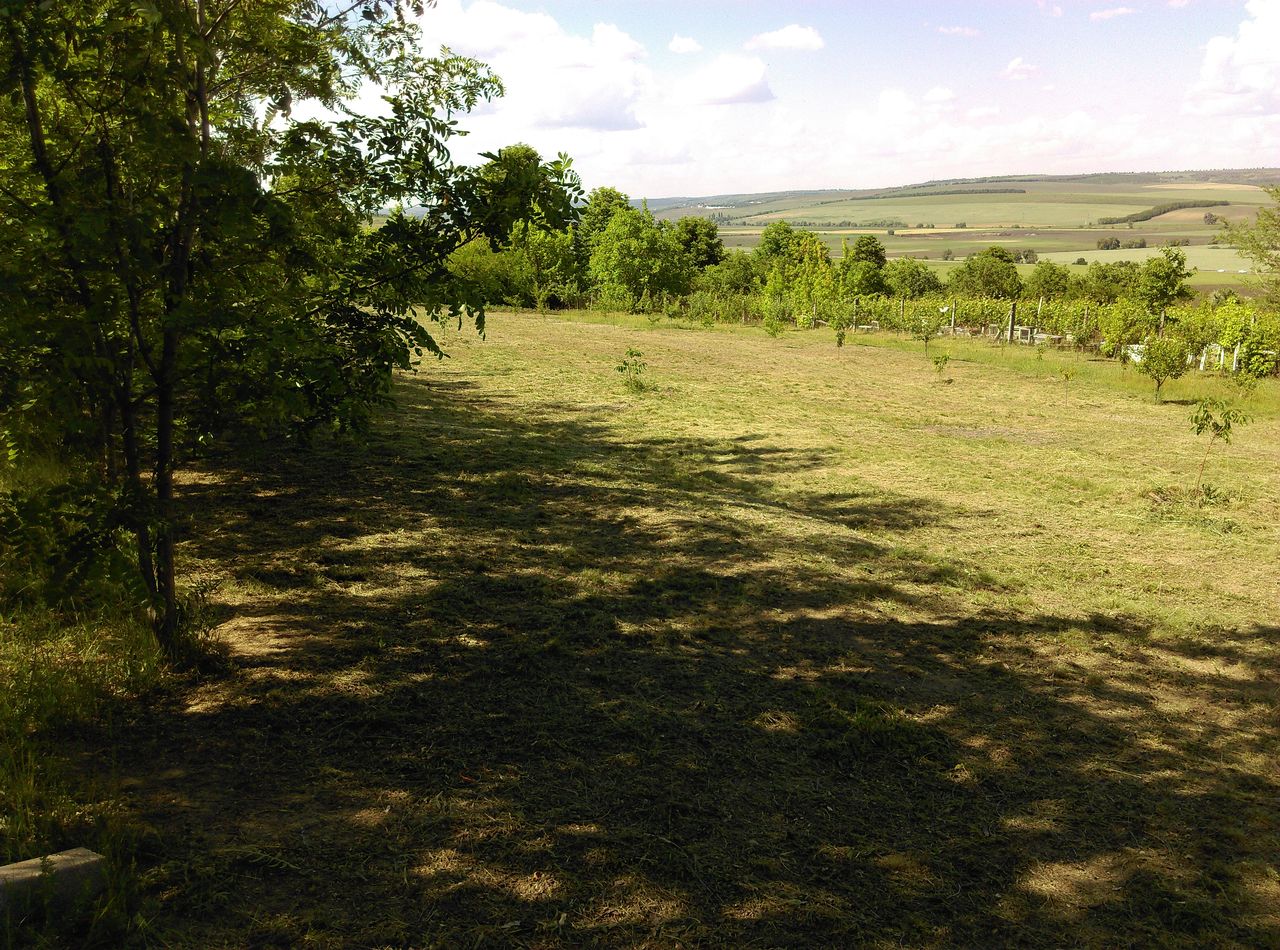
[{"xmin": 83, "ymin": 313, "xmax": 1278, "ymax": 947}]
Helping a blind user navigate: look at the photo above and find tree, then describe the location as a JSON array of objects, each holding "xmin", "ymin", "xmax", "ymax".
[
  {"xmin": 1136, "ymin": 247, "xmax": 1192, "ymax": 315},
  {"xmin": 1081, "ymin": 260, "xmax": 1141, "ymax": 304},
  {"xmin": 836, "ymin": 236, "xmax": 886, "ymax": 298},
  {"xmin": 1190, "ymin": 398, "xmax": 1250, "ymax": 495},
  {"xmin": 0, "ymin": 2, "xmax": 580, "ymax": 654},
  {"xmin": 1168, "ymin": 304, "xmax": 1221, "ymax": 362},
  {"xmin": 756, "ymin": 220, "xmax": 801, "ymax": 263},
  {"xmin": 697, "ymin": 251, "xmax": 761, "ymax": 297},
  {"xmin": 847, "ymin": 234, "xmax": 887, "ymax": 269},
  {"xmin": 908, "ymin": 306, "xmax": 949, "ymax": 355},
  {"xmin": 577, "ymin": 186, "xmax": 632, "ymax": 252},
  {"xmin": 1224, "ymin": 187, "xmax": 1280, "ymax": 304},
  {"xmin": 1136, "ymin": 336, "xmax": 1190, "ymax": 401},
  {"xmin": 1097, "ymin": 298, "xmax": 1157, "ymax": 363},
  {"xmin": 1024, "ymin": 261, "xmax": 1073, "ymax": 300},
  {"xmin": 589, "ymin": 208, "xmax": 691, "ymax": 309},
  {"xmin": 947, "ymin": 246, "xmax": 1022, "ymax": 299},
  {"xmin": 673, "ymin": 216, "xmax": 724, "ymax": 270},
  {"xmin": 838, "ymin": 259, "xmax": 887, "ymax": 298},
  {"xmin": 787, "ymin": 234, "xmax": 837, "ymax": 328},
  {"xmin": 882, "ymin": 258, "xmax": 942, "ymax": 298}
]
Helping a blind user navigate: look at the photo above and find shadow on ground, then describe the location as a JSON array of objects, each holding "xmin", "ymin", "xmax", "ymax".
[{"xmin": 84, "ymin": 376, "xmax": 1278, "ymax": 947}]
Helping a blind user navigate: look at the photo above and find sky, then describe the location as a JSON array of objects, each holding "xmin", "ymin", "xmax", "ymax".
[{"xmin": 404, "ymin": 0, "xmax": 1280, "ymax": 198}]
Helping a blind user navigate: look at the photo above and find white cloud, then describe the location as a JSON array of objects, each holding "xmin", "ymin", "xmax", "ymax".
[
  {"xmin": 668, "ymin": 34, "xmax": 702, "ymax": 54},
  {"xmin": 1037, "ymin": 1, "xmax": 1064, "ymax": 16},
  {"xmin": 1002, "ymin": 56, "xmax": 1039, "ymax": 79},
  {"xmin": 1090, "ymin": 7, "xmax": 1137, "ymax": 21},
  {"xmin": 1169, "ymin": 0, "xmax": 1190, "ymax": 6},
  {"xmin": 380, "ymin": 0, "xmax": 1280, "ymax": 199},
  {"xmin": 1188, "ymin": 0, "xmax": 1280, "ymax": 116},
  {"xmin": 416, "ymin": 2, "xmax": 651, "ymax": 132},
  {"xmin": 744, "ymin": 24, "xmax": 825, "ymax": 51},
  {"xmin": 691, "ymin": 54, "xmax": 774, "ymax": 105},
  {"xmin": 938, "ymin": 25, "xmax": 980, "ymax": 37}
]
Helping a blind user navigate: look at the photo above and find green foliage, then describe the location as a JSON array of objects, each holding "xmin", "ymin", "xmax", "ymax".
[
  {"xmin": 673, "ymin": 216, "xmax": 725, "ymax": 270},
  {"xmin": 616, "ymin": 348, "xmax": 654, "ymax": 393},
  {"xmin": 1081, "ymin": 260, "xmax": 1141, "ymax": 304},
  {"xmin": 577, "ymin": 187, "xmax": 632, "ymax": 255},
  {"xmin": 0, "ymin": 478, "xmax": 143, "ymax": 611},
  {"xmin": 932, "ymin": 353, "xmax": 951, "ymax": 377},
  {"xmin": 1190, "ymin": 397, "xmax": 1251, "ymax": 494},
  {"xmin": 1098, "ymin": 298, "xmax": 1157, "ymax": 360},
  {"xmin": 908, "ymin": 305, "xmax": 949, "ymax": 354},
  {"xmin": 698, "ymin": 251, "xmax": 762, "ymax": 297},
  {"xmin": 837, "ymin": 259, "xmax": 887, "ymax": 298},
  {"xmin": 1097, "ymin": 199, "xmax": 1228, "ymax": 225},
  {"xmin": 1224, "ymin": 186, "xmax": 1280, "ymax": 304},
  {"xmin": 762, "ymin": 266, "xmax": 791, "ymax": 335},
  {"xmin": 883, "ymin": 258, "xmax": 942, "ymax": 299},
  {"xmin": 1167, "ymin": 304, "xmax": 1221, "ymax": 359},
  {"xmin": 1213, "ymin": 300, "xmax": 1280, "ymax": 378},
  {"xmin": 787, "ymin": 233, "xmax": 837, "ymax": 329},
  {"xmin": 847, "ymin": 234, "xmax": 887, "ymax": 269},
  {"xmin": 947, "ymin": 246, "xmax": 1022, "ymax": 299},
  {"xmin": 756, "ymin": 220, "xmax": 802, "ymax": 263},
  {"xmin": 1136, "ymin": 247, "xmax": 1193, "ymax": 314},
  {"xmin": 1136, "ymin": 336, "xmax": 1191, "ymax": 401},
  {"xmin": 1024, "ymin": 261, "xmax": 1073, "ymax": 301},
  {"xmin": 0, "ymin": 2, "xmax": 582, "ymax": 653},
  {"xmin": 589, "ymin": 208, "xmax": 691, "ymax": 310}
]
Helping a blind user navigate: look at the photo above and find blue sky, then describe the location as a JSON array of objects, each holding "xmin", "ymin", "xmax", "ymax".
[{"xmin": 413, "ymin": 1, "xmax": 1280, "ymax": 197}]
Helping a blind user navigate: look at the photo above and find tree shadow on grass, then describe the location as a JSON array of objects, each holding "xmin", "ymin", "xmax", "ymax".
[{"xmin": 79, "ymin": 375, "xmax": 1279, "ymax": 948}]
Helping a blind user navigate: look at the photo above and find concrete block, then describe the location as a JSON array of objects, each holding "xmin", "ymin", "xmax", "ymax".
[{"xmin": 0, "ymin": 847, "xmax": 107, "ymax": 915}]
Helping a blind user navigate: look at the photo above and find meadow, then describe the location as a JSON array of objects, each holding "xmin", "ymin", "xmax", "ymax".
[{"xmin": 19, "ymin": 309, "xmax": 1277, "ymax": 946}]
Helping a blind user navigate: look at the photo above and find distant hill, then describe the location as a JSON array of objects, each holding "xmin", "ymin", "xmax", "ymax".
[{"xmin": 640, "ymin": 169, "xmax": 1280, "ymax": 223}]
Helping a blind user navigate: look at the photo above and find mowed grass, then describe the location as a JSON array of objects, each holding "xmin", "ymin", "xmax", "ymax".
[{"xmin": 82, "ymin": 312, "xmax": 1279, "ymax": 947}]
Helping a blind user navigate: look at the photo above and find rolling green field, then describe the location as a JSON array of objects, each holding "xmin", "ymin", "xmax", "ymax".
[
  {"xmin": 661, "ymin": 171, "xmax": 1280, "ymax": 293},
  {"xmin": 48, "ymin": 310, "xmax": 1278, "ymax": 946}
]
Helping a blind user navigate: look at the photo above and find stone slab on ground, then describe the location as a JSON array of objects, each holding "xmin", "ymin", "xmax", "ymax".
[{"xmin": 0, "ymin": 847, "xmax": 106, "ymax": 914}]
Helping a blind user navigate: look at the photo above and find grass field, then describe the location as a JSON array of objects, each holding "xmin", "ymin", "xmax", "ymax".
[{"xmin": 52, "ymin": 311, "xmax": 1280, "ymax": 946}]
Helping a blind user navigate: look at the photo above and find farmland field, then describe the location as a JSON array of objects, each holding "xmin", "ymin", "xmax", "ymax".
[
  {"xmin": 69, "ymin": 311, "xmax": 1280, "ymax": 946},
  {"xmin": 664, "ymin": 171, "xmax": 1280, "ymax": 292}
]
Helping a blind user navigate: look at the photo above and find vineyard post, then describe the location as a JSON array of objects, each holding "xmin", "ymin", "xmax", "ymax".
[{"xmin": 1007, "ymin": 300, "xmax": 1017, "ymax": 344}]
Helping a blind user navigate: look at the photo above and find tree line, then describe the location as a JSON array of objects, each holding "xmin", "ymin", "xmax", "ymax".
[{"xmin": 445, "ymin": 193, "xmax": 1279, "ymax": 378}]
